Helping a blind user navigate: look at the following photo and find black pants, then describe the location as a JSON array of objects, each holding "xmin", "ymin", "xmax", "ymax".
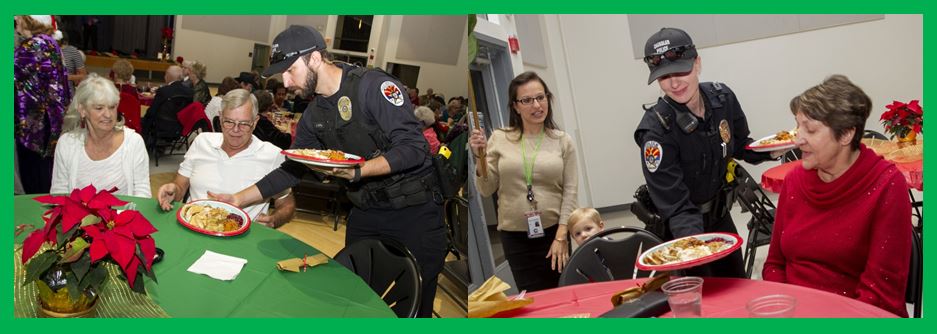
[
  {"xmin": 499, "ymin": 224, "xmax": 563, "ymax": 292},
  {"xmin": 16, "ymin": 144, "xmax": 53, "ymax": 194},
  {"xmin": 345, "ymin": 199, "xmax": 447, "ymax": 318},
  {"xmin": 681, "ymin": 214, "xmax": 746, "ymax": 278}
]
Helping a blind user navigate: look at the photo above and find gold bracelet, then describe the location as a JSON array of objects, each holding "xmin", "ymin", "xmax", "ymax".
[{"xmin": 554, "ymin": 238, "xmax": 567, "ymax": 243}]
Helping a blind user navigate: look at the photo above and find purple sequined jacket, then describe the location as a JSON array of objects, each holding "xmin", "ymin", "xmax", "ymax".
[{"xmin": 14, "ymin": 34, "xmax": 71, "ymax": 157}]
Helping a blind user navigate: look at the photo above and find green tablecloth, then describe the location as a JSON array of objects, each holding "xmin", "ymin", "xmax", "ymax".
[{"xmin": 13, "ymin": 195, "xmax": 394, "ymax": 318}]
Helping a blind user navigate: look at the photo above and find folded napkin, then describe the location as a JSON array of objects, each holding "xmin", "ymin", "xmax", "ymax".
[
  {"xmin": 277, "ymin": 254, "xmax": 329, "ymax": 272},
  {"xmin": 468, "ymin": 276, "xmax": 534, "ymax": 318},
  {"xmin": 186, "ymin": 250, "xmax": 248, "ymax": 281}
]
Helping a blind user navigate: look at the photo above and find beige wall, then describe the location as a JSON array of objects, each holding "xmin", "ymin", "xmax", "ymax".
[{"xmin": 509, "ymin": 14, "xmax": 922, "ymax": 208}]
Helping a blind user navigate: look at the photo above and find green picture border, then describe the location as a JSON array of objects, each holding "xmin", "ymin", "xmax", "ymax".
[{"xmin": 3, "ymin": 0, "xmax": 929, "ymax": 332}]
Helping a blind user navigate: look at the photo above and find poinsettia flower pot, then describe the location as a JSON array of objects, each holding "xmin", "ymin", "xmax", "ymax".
[{"xmin": 36, "ymin": 265, "xmax": 99, "ymax": 318}]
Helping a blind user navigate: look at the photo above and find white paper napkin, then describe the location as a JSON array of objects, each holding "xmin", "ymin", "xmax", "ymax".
[{"xmin": 186, "ymin": 250, "xmax": 248, "ymax": 281}]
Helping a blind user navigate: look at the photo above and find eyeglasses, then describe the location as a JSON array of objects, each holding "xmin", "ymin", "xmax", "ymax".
[
  {"xmin": 221, "ymin": 118, "xmax": 254, "ymax": 131},
  {"xmin": 515, "ymin": 94, "xmax": 550, "ymax": 106},
  {"xmin": 644, "ymin": 45, "xmax": 696, "ymax": 68},
  {"xmin": 270, "ymin": 46, "xmax": 319, "ymax": 64}
]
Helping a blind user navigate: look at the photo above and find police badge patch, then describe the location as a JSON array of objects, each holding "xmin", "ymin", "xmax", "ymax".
[
  {"xmin": 644, "ymin": 141, "xmax": 663, "ymax": 173},
  {"xmin": 380, "ymin": 81, "xmax": 405, "ymax": 107},
  {"xmin": 338, "ymin": 96, "xmax": 353, "ymax": 121},
  {"xmin": 719, "ymin": 119, "xmax": 731, "ymax": 143}
]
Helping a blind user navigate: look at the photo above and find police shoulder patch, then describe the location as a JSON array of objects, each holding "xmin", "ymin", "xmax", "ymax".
[
  {"xmin": 643, "ymin": 140, "xmax": 663, "ymax": 173},
  {"xmin": 380, "ymin": 81, "xmax": 405, "ymax": 107}
]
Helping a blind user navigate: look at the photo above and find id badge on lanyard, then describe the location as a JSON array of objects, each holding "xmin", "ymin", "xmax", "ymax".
[
  {"xmin": 522, "ymin": 130, "xmax": 546, "ymax": 239},
  {"xmin": 525, "ymin": 185, "xmax": 544, "ymax": 238}
]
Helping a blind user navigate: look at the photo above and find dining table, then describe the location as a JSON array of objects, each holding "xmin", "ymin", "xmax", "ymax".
[
  {"xmin": 13, "ymin": 194, "xmax": 395, "ymax": 318},
  {"xmin": 761, "ymin": 139, "xmax": 923, "ymax": 193},
  {"xmin": 491, "ymin": 277, "xmax": 897, "ymax": 318}
]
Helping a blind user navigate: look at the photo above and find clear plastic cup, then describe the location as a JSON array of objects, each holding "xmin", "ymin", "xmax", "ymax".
[
  {"xmin": 746, "ymin": 294, "xmax": 797, "ymax": 318},
  {"xmin": 661, "ymin": 276, "xmax": 704, "ymax": 318}
]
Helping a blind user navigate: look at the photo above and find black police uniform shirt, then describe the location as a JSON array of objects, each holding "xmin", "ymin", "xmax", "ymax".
[
  {"xmin": 255, "ymin": 63, "xmax": 431, "ymax": 198},
  {"xmin": 633, "ymin": 82, "xmax": 772, "ymax": 238}
]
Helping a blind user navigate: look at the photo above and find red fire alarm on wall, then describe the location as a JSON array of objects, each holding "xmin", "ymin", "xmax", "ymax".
[{"xmin": 508, "ymin": 35, "xmax": 520, "ymax": 54}]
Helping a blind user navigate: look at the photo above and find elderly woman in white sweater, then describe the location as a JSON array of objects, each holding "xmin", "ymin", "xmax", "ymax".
[{"xmin": 51, "ymin": 74, "xmax": 151, "ymax": 197}]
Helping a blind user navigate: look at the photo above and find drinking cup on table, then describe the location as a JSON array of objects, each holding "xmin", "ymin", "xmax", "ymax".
[
  {"xmin": 661, "ymin": 276, "xmax": 704, "ymax": 318},
  {"xmin": 746, "ymin": 294, "xmax": 796, "ymax": 317}
]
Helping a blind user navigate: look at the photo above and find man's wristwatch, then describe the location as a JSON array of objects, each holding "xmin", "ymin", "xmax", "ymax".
[{"xmin": 351, "ymin": 165, "xmax": 362, "ymax": 183}]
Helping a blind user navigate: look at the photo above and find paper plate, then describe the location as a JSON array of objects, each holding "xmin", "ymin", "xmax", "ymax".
[
  {"xmin": 635, "ymin": 233, "xmax": 743, "ymax": 271},
  {"xmin": 176, "ymin": 199, "xmax": 251, "ymax": 237},
  {"xmin": 281, "ymin": 149, "xmax": 364, "ymax": 168},
  {"xmin": 746, "ymin": 133, "xmax": 796, "ymax": 152}
]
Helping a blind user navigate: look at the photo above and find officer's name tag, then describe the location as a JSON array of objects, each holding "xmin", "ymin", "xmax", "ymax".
[{"xmin": 525, "ymin": 211, "xmax": 544, "ymax": 239}]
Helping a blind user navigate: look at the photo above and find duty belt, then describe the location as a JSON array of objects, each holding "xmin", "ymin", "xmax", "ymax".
[{"xmin": 348, "ymin": 169, "xmax": 442, "ymax": 210}]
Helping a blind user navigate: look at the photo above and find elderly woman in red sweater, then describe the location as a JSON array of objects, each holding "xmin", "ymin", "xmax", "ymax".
[{"xmin": 763, "ymin": 75, "xmax": 911, "ymax": 317}]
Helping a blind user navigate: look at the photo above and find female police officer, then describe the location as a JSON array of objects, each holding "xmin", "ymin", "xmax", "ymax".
[
  {"xmin": 634, "ymin": 28, "xmax": 784, "ymax": 278},
  {"xmin": 209, "ymin": 25, "xmax": 446, "ymax": 317}
]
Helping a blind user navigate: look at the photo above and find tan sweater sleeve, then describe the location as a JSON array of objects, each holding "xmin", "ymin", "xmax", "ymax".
[
  {"xmin": 557, "ymin": 132, "xmax": 579, "ymax": 226},
  {"xmin": 474, "ymin": 130, "xmax": 502, "ymax": 197}
]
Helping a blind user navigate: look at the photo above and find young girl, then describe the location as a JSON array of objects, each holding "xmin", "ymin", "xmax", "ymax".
[{"xmin": 568, "ymin": 207, "xmax": 605, "ymax": 246}]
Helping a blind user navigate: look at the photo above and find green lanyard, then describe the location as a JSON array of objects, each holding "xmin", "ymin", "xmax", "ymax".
[{"xmin": 520, "ymin": 129, "xmax": 545, "ymax": 203}]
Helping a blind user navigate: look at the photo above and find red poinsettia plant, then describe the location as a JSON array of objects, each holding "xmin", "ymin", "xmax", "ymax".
[
  {"xmin": 161, "ymin": 27, "xmax": 173, "ymax": 40},
  {"xmin": 21, "ymin": 185, "xmax": 159, "ymax": 296},
  {"xmin": 881, "ymin": 100, "xmax": 923, "ymax": 138}
]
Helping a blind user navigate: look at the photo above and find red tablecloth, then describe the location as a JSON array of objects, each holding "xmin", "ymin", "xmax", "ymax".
[
  {"xmin": 761, "ymin": 160, "xmax": 922, "ymax": 193},
  {"xmin": 492, "ymin": 278, "xmax": 897, "ymax": 318}
]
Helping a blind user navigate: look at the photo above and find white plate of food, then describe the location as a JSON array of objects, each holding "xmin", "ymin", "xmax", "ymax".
[
  {"xmin": 176, "ymin": 200, "xmax": 251, "ymax": 237},
  {"xmin": 281, "ymin": 149, "xmax": 364, "ymax": 168},
  {"xmin": 746, "ymin": 130, "xmax": 797, "ymax": 152},
  {"xmin": 635, "ymin": 233, "xmax": 742, "ymax": 271}
]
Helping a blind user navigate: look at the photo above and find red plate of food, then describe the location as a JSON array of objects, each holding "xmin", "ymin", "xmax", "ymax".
[
  {"xmin": 176, "ymin": 200, "xmax": 251, "ymax": 237},
  {"xmin": 746, "ymin": 130, "xmax": 797, "ymax": 152},
  {"xmin": 281, "ymin": 149, "xmax": 364, "ymax": 168},
  {"xmin": 635, "ymin": 232, "xmax": 743, "ymax": 271}
]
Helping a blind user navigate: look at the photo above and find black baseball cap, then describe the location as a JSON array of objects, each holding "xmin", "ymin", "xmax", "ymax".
[
  {"xmin": 263, "ymin": 25, "xmax": 326, "ymax": 77},
  {"xmin": 644, "ymin": 27, "xmax": 697, "ymax": 84}
]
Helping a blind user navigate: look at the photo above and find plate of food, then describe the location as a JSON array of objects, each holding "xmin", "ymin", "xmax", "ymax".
[
  {"xmin": 281, "ymin": 149, "xmax": 364, "ymax": 168},
  {"xmin": 746, "ymin": 130, "xmax": 797, "ymax": 152},
  {"xmin": 635, "ymin": 233, "xmax": 742, "ymax": 271},
  {"xmin": 176, "ymin": 200, "xmax": 251, "ymax": 237}
]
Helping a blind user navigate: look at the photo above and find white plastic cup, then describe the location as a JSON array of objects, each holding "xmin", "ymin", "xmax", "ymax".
[
  {"xmin": 746, "ymin": 294, "xmax": 797, "ymax": 318},
  {"xmin": 661, "ymin": 276, "xmax": 704, "ymax": 318}
]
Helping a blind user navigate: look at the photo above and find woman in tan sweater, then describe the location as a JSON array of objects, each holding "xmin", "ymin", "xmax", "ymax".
[{"xmin": 470, "ymin": 71, "xmax": 579, "ymax": 292}]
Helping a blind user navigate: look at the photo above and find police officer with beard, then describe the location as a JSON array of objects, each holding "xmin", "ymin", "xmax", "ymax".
[
  {"xmin": 211, "ymin": 25, "xmax": 446, "ymax": 317},
  {"xmin": 634, "ymin": 28, "xmax": 785, "ymax": 278}
]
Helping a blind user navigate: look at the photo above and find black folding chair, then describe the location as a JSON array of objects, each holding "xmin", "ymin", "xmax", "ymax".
[
  {"xmin": 732, "ymin": 164, "xmax": 777, "ymax": 278},
  {"xmin": 863, "ymin": 129, "xmax": 890, "ymax": 140},
  {"xmin": 333, "ymin": 238, "xmax": 422, "ymax": 318},
  {"xmin": 907, "ymin": 230, "xmax": 922, "ymax": 318},
  {"xmin": 145, "ymin": 95, "xmax": 191, "ymax": 166},
  {"xmin": 558, "ymin": 227, "xmax": 663, "ymax": 287}
]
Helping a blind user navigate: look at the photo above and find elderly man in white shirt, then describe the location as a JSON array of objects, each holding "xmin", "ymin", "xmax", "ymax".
[{"xmin": 157, "ymin": 89, "xmax": 295, "ymax": 228}]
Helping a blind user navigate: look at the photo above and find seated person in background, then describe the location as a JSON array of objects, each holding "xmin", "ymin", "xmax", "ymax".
[
  {"xmin": 763, "ymin": 75, "xmax": 911, "ymax": 317},
  {"xmin": 141, "ymin": 65, "xmax": 193, "ymax": 144},
  {"xmin": 414, "ymin": 106, "xmax": 441, "ymax": 155},
  {"xmin": 252, "ymin": 90, "xmax": 294, "ymax": 150},
  {"xmin": 157, "ymin": 89, "xmax": 295, "ymax": 228},
  {"xmin": 111, "ymin": 59, "xmax": 136, "ymax": 96},
  {"xmin": 204, "ymin": 77, "xmax": 239, "ymax": 123},
  {"xmin": 187, "ymin": 61, "xmax": 211, "ymax": 106},
  {"xmin": 269, "ymin": 80, "xmax": 293, "ymax": 112},
  {"xmin": 567, "ymin": 207, "xmax": 605, "ymax": 246},
  {"xmin": 235, "ymin": 71, "xmax": 258, "ymax": 92},
  {"xmin": 52, "ymin": 74, "xmax": 150, "ymax": 197}
]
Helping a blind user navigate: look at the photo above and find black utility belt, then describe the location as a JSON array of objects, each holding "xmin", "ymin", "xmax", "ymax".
[{"xmin": 347, "ymin": 170, "xmax": 441, "ymax": 210}]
